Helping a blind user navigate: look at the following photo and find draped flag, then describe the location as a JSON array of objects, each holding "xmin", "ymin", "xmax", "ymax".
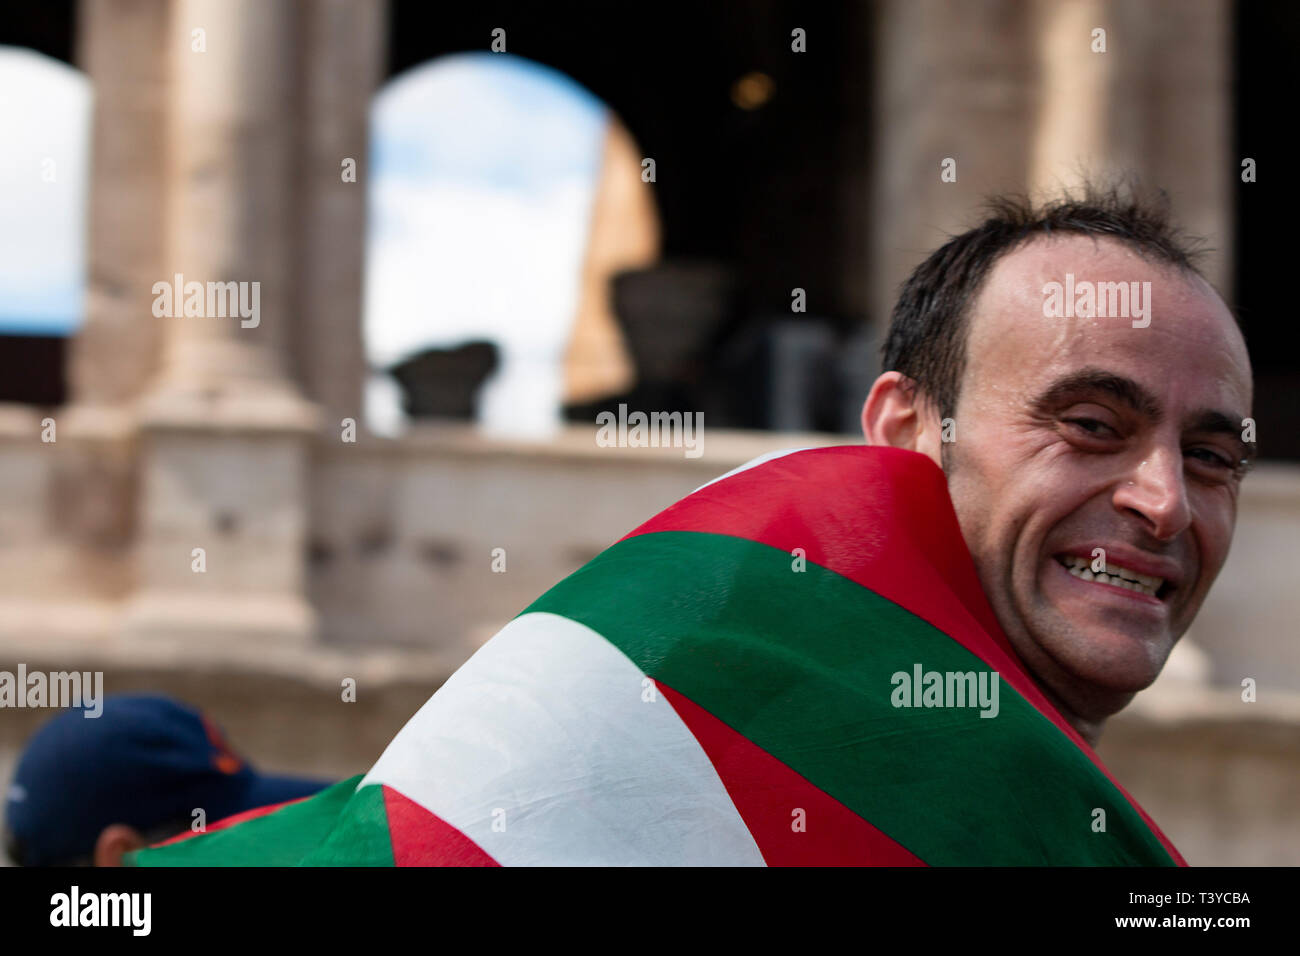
[{"xmin": 129, "ymin": 445, "xmax": 1185, "ymax": 866}]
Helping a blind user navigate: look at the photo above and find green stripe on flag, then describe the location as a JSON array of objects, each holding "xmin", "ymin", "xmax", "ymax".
[
  {"xmin": 525, "ymin": 530, "xmax": 1176, "ymax": 866},
  {"xmin": 130, "ymin": 775, "xmax": 393, "ymax": 867},
  {"xmin": 299, "ymin": 783, "xmax": 395, "ymax": 866}
]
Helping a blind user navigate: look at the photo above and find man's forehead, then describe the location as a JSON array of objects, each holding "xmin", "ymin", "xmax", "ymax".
[
  {"xmin": 963, "ymin": 235, "xmax": 1252, "ymax": 408},
  {"xmin": 975, "ymin": 234, "xmax": 1212, "ymax": 324}
]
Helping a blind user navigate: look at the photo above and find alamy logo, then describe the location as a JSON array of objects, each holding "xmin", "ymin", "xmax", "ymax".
[
  {"xmin": 0, "ymin": 666, "xmax": 103, "ymax": 717},
  {"xmin": 50, "ymin": 886, "xmax": 151, "ymax": 936},
  {"xmin": 151, "ymin": 273, "xmax": 261, "ymax": 328},
  {"xmin": 595, "ymin": 403, "xmax": 704, "ymax": 459},
  {"xmin": 1042, "ymin": 273, "xmax": 1151, "ymax": 328},
  {"xmin": 890, "ymin": 664, "xmax": 1000, "ymax": 718}
]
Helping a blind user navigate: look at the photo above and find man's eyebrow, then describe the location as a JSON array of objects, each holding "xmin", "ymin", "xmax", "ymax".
[
  {"xmin": 1186, "ymin": 409, "xmax": 1258, "ymax": 464},
  {"xmin": 1031, "ymin": 368, "xmax": 1163, "ymax": 420},
  {"xmin": 1031, "ymin": 369, "xmax": 1257, "ymax": 466}
]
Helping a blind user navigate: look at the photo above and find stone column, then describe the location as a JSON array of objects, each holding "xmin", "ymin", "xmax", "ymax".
[
  {"xmin": 1027, "ymin": 0, "xmax": 1232, "ymax": 294},
  {"xmin": 122, "ymin": 0, "xmax": 318, "ymax": 645},
  {"xmin": 292, "ymin": 0, "xmax": 387, "ymax": 426},
  {"xmin": 69, "ymin": 0, "xmax": 169, "ymax": 407},
  {"xmin": 866, "ymin": 0, "xmax": 1233, "ymax": 337},
  {"xmin": 867, "ymin": 0, "xmax": 1038, "ymax": 330},
  {"xmin": 1142, "ymin": 0, "xmax": 1232, "ymax": 296},
  {"xmin": 44, "ymin": 1, "xmax": 173, "ymax": 605},
  {"xmin": 294, "ymin": 0, "xmax": 388, "ymax": 636},
  {"xmin": 1028, "ymin": 0, "xmax": 1126, "ymax": 192},
  {"xmin": 142, "ymin": 0, "xmax": 305, "ymax": 411}
]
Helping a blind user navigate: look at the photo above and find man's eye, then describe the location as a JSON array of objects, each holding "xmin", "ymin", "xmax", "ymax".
[
  {"xmin": 1063, "ymin": 417, "xmax": 1118, "ymax": 439},
  {"xmin": 1186, "ymin": 447, "xmax": 1235, "ymax": 470}
]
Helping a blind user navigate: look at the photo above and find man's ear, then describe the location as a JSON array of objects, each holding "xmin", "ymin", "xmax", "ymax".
[
  {"xmin": 860, "ymin": 371, "xmax": 943, "ymax": 466},
  {"xmin": 94, "ymin": 824, "xmax": 146, "ymax": 867}
]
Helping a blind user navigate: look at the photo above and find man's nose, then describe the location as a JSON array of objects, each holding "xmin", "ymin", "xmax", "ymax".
[{"xmin": 1111, "ymin": 445, "xmax": 1192, "ymax": 540}]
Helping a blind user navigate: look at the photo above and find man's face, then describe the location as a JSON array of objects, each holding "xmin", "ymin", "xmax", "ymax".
[{"xmin": 942, "ymin": 235, "xmax": 1253, "ymax": 723}]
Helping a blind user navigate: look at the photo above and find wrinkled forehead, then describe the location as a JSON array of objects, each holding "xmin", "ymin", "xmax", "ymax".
[{"xmin": 962, "ymin": 235, "xmax": 1253, "ymax": 413}]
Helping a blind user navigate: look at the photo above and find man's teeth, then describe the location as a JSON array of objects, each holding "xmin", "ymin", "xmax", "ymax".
[{"xmin": 1058, "ymin": 555, "xmax": 1164, "ymax": 596}]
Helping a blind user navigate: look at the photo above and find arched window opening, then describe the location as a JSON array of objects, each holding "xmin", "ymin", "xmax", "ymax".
[
  {"xmin": 0, "ymin": 46, "xmax": 90, "ymax": 406},
  {"xmin": 362, "ymin": 51, "xmax": 659, "ymax": 438}
]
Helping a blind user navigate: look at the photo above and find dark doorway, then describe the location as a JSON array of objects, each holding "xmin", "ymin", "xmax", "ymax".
[{"xmin": 1234, "ymin": 0, "xmax": 1300, "ymax": 461}]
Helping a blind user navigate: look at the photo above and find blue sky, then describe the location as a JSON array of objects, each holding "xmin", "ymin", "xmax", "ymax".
[
  {"xmin": 370, "ymin": 52, "xmax": 605, "ymax": 196},
  {"xmin": 0, "ymin": 46, "xmax": 90, "ymax": 335}
]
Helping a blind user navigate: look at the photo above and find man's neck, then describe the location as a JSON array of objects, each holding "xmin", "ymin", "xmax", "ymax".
[{"xmin": 1035, "ymin": 681, "xmax": 1107, "ymax": 748}]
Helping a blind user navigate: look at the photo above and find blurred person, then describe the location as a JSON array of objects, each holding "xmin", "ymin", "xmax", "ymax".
[
  {"xmin": 131, "ymin": 183, "xmax": 1244, "ymax": 866},
  {"xmin": 3, "ymin": 694, "xmax": 330, "ymax": 866}
]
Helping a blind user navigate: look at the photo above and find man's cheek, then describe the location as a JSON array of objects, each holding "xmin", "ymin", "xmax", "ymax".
[{"xmin": 1195, "ymin": 511, "xmax": 1235, "ymax": 585}]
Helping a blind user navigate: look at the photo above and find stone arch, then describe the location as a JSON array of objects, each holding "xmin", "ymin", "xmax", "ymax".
[{"xmin": 362, "ymin": 52, "xmax": 660, "ymax": 437}]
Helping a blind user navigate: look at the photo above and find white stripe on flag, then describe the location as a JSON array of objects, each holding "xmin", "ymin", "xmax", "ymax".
[
  {"xmin": 361, "ymin": 611, "xmax": 766, "ymax": 866},
  {"xmin": 690, "ymin": 446, "xmax": 813, "ymax": 494}
]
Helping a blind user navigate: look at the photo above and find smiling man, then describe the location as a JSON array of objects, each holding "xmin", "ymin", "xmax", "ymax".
[
  {"xmin": 130, "ymin": 186, "xmax": 1222, "ymax": 867},
  {"xmin": 863, "ymin": 187, "xmax": 1254, "ymax": 746}
]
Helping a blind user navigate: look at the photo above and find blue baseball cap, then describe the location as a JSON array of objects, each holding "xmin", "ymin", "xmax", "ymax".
[{"xmin": 3, "ymin": 694, "xmax": 330, "ymax": 865}]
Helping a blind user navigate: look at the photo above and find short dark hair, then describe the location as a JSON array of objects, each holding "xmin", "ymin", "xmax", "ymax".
[{"xmin": 880, "ymin": 182, "xmax": 1212, "ymax": 421}]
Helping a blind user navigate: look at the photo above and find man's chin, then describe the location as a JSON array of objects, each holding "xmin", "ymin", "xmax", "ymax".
[
  {"xmin": 1034, "ymin": 632, "xmax": 1170, "ymax": 697},
  {"xmin": 1025, "ymin": 620, "xmax": 1172, "ymax": 708}
]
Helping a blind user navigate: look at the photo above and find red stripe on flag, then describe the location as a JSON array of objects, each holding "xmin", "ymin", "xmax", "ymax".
[
  {"xmin": 624, "ymin": 447, "xmax": 1014, "ymax": 675},
  {"xmin": 381, "ymin": 786, "xmax": 500, "ymax": 867},
  {"xmin": 658, "ymin": 682, "xmax": 926, "ymax": 866},
  {"xmin": 148, "ymin": 795, "xmax": 312, "ymax": 849},
  {"xmin": 625, "ymin": 445, "xmax": 1186, "ymax": 866}
]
